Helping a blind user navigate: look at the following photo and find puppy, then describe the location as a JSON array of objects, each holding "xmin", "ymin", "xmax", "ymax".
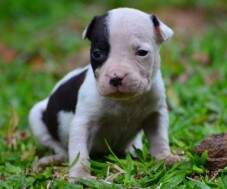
[{"xmin": 29, "ymin": 7, "xmax": 181, "ymax": 181}]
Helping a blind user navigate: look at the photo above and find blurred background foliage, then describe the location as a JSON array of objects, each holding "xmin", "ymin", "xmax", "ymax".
[
  {"xmin": 0, "ymin": 0, "xmax": 226, "ymax": 61},
  {"xmin": 0, "ymin": 0, "xmax": 227, "ymax": 188}
]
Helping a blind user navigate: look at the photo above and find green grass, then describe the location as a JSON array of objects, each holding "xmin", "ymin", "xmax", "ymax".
[{"xmin": 0, "ymin": 0, "xmax": 227, "ymax": 188}]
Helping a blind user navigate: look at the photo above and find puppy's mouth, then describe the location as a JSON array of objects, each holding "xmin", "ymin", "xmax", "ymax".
[
  {"xmin": 106, "ymin": 91, "xmax": 137, "ymax": 100},
  {"xmin": 97, "ymin": 81, "xmax": 148, "ymax": 100},
  {"xmin": 100, "ymin": 88, "xmax": 142, "ymax": 100}
]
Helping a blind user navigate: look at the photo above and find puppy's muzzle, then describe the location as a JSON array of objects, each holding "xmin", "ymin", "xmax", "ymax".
[
  {"xmin": 107, "ymin": 72, "xmax": 128, "ymax": 88},
  {"xmin": 104, "ymin": 71, "xmax": 138, "ymax": 97},
  {"xmin": 99, "ymin": 68, "xmax": 145, "ymax": 98},
  {"xmin": 109, "ymin": 76, "xmax": 123, "ymax": 87}
]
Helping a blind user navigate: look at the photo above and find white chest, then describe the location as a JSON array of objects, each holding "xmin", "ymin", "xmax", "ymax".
[{"xmin": 88, "ymin": 96, "xmax": 156, "ymax": 155}]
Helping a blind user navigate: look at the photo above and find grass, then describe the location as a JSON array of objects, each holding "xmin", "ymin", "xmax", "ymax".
[{"xmin": 0, "ymin": 0, "xmax": 227, "ymax": 188}]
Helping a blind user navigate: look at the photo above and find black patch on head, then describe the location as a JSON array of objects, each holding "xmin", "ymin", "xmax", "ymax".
[
  {"xmin": 151, "ymin": 15, "xmax": 160, "ymax": 28},
  {"xmin": 42, "ymin": 69, "xmax": 87, "ymax": 141},
  {"xmin": 84, "ymin": 13, "xmax": 110, "ymax": 74}
]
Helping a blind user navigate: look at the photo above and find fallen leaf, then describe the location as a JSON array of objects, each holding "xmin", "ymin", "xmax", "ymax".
[
  {"xmin": 192, "ymin": 52, "xmax": 210, "ymax": 65},
  {"xmin": 26, "ymin": 52, "xmax": 46, "ymax": 71},
  {"xmin": 19, "ymin": 131, "xmax": 29, "ymax": 140},
  {"xmin": 204, "ymin": 70, "xmax": 220, "ymax": 85},
  {"xmin": 4, "ymin": 109, "xmax": 19, "ymax": 149},
  {"xmin": 0, "ymin": 42, "xmax": 17, "ymax": 63}
]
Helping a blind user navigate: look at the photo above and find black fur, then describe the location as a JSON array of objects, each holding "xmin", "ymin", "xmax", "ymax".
[
  {"xmin": 151, "ymin": 15, "xmax": 164, "ymax": 43},
  {"xmin": 84, "ymin": 14, "xmax": 110, "ymax": 73},
  {"xmin": 42, "ymin": 69, "xmax": 87, "ymax": 140},
  {"xmin": 151, "ymin": 15, "xmax": 160, "ymax": 28}
]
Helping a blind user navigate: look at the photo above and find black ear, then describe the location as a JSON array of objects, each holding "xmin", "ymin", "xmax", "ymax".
[
  {"xmin": 82, "ymin": 13, "xmax": 109, "ymax": 41},
  {"xmin": 82, "ymin": 16, "xmax": 97, "ymax": 40},
  {"xmin": 151, "ymin": 15, "xmax": 174, "ymax": 43},
  {"xmin": 151, "ymin": 15, "xmax": 160, "ymax": 28}
]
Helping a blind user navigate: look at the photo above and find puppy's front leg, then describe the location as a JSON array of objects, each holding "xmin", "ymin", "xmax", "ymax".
[
  {"xmin": 68, "ymin": 117, "xmax": 92, "ymax": 181},
  {"xmin": 144, "ymin": 107, "xmax": 181, "ymax": 164}
]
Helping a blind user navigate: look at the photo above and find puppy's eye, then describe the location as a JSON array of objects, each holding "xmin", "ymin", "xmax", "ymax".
[
  {"xmin": 136, "ymin": 49, "xmax": 149, "ymax": 57},
  {"xmin": 92, "ymin": 49, "xmax": 105, "ymax": 60}
]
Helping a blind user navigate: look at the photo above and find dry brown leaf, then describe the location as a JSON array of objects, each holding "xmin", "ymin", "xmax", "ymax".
[
  {"xmin": 192, "ymin": 52, "xmax": 210, "ymax": 65},
  {"xmin": 204, "ymin": 70, "xmax": 220, "ymax": 85},
  {"xmin": 26, "ymin": 53, "xmax": 46, "ymax": 71},
  {"xmin": 0, "ymin": 42, "xmax": 17, "ymax": 63},
  {"xmin": 5, "ymin": 109, "xmax": 19, "ymax": 149}
]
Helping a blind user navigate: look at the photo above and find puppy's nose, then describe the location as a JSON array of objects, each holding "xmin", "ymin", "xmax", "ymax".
[{"xmin": 109, "ymin": 76, "xmax": 123, "ymax": 87}]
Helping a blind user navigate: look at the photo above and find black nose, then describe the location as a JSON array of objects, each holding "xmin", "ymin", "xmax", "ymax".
[{"xmin": 109, "ymin": 76, "xmax": 123, "ymax": 87}]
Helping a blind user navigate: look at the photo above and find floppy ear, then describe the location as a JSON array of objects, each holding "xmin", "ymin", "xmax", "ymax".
[
  {"xmin": 151, "ymin": 15, "xmax": 174, "ymax": 43},
  {"xmin": 82, "ymin": 16, "xmax": 97, "ymax": 40}
]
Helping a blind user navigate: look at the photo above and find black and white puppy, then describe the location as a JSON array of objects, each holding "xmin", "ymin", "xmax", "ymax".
[{"xmin": 29, "ymin": 8, "xmax": 181, "ymax": 180}]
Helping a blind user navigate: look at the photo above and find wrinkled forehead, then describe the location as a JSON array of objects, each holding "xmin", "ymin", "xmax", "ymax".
[{"xmin": 108, "ymin": 8, "xmax": 154, "ymax": 44}]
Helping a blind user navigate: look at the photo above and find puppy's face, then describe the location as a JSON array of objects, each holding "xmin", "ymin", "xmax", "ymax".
[{"xmin": 83, "ymin": 8, "xmax": 173, "ymax": 99}]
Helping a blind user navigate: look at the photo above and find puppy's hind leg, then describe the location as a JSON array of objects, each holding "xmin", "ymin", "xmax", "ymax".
[{"xmin": 29, "ymin": 99, "xmax": 67, "ymax": 167}]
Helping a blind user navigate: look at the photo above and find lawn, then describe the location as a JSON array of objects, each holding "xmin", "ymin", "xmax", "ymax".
[{"xmin": 0, "ymin": 0, "xmax": 227, "ymax": 188}]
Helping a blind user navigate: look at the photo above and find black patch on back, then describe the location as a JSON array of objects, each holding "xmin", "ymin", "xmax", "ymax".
[
  {"xmin": 84, "ymin": 13, "xmax": 110, "ymax": 74},
  {"xmin": 42, "ymin": 69, "xmax": 87, "ymax": 141}
]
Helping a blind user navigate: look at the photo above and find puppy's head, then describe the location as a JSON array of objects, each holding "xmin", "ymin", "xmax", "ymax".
[{"xmin": 83, "ymin": 8, "xmax": 173, "ymax": 99}]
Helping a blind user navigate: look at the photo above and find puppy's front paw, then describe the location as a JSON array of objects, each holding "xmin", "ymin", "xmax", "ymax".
[
  {"xmin": 69, "ymin": 168, "xmax": 96, "ymax": 183},
  {"xmin": 162, "ymin": 154, "xmax": 185, "ymax": 165},
  {"xmin": 155, "ymin": 153, "xmax": 185, "ymax": 165}
]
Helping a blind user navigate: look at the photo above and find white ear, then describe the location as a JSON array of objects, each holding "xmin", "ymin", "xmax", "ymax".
[
  {"xmin": 151, "ymin": 15, "xmax": 174, "ymax": 43},
  {"xmin": 159, "ymin": 20, "xmax": 174, "ymax": 41}
]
